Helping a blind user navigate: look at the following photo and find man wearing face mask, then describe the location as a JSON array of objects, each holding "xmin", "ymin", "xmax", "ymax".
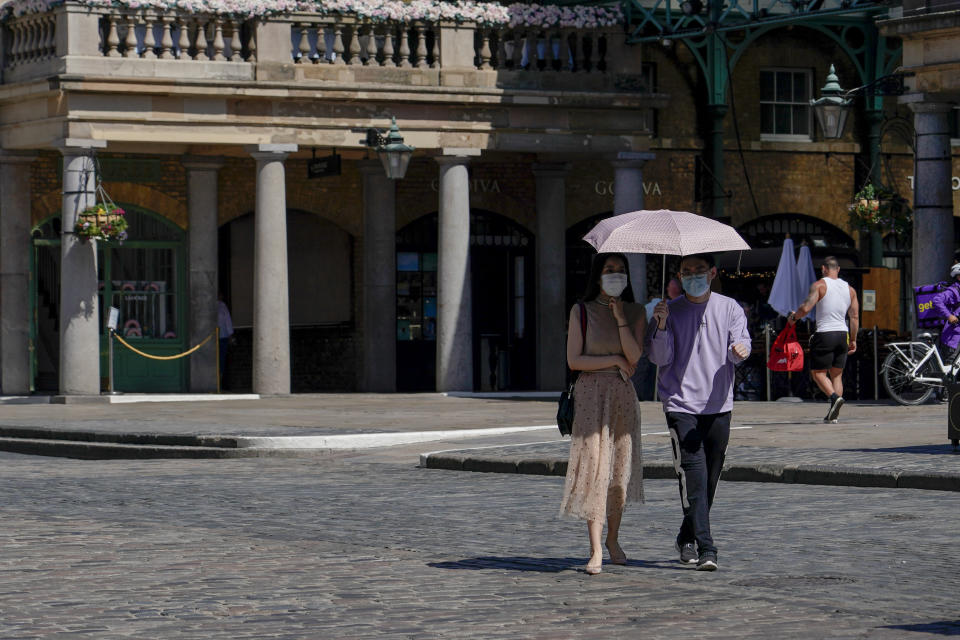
[{"xmin": 646, "ymin": 253, "xmax": 751, "ymax": 571}]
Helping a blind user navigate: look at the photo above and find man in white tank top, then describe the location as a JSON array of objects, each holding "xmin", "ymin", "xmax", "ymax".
[{"xmin": 787, "ymin": 256, "xmax": 860, "ymax": 423}]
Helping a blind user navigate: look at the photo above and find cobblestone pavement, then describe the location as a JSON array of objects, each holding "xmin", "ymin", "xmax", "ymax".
[{"xmin": 2, "ymin": 450, "xmax": 959, "ymax": 639}]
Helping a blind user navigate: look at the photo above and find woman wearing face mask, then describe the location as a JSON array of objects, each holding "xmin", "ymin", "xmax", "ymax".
[{"xmin": 560, "ymin": 252, "xmax": 646, "ymax": 575}]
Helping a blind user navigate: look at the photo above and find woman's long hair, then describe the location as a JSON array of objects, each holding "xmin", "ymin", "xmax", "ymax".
[{"xmin": 581, "ymin": 252, "xmax": 636, "ymax": 303}]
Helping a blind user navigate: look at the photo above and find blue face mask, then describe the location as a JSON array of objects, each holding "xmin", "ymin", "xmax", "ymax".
[{"xmin": 681, "ymin": 273, "xmax": 711, "ymax": 297}]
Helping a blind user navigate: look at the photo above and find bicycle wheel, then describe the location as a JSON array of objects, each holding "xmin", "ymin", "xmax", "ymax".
[{"xmin": 882, "ymin": 348, "xmax": 937, "ymax": 405}]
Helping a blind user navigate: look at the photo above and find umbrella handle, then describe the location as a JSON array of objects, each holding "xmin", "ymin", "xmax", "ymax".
[{"xmin": 661, "ymin": 253, "xmax": 666, "ymax": 299}]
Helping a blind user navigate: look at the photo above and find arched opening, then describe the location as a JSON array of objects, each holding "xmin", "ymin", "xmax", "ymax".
[
  {"xmin": 30, "ymin": 206, "xmax": 187, "ymax": 392},
  {"xmin": 722, "ymin": 214, "xmax": 862, "ymax": 331},
  {"xmin": 396, "ymin": 210, "xmax": 535, "ymax": 391},
  {"xmin": 218, "ymin": 209, "xmax": 355, "ymax": 391}
]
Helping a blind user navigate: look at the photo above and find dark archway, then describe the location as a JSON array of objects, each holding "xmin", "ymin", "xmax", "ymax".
[
  {"xmin": 218, "ymin": 209, "xmax": 356, "ymax": 392},
  {"xmin": 396, "ymin": 210, "xmax": 535, "ymax": 392}
]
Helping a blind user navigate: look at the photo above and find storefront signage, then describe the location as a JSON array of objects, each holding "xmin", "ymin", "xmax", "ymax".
[
  {"xmin": 907, "ymin": 176, "xmax": 960, "ymax": 191},
  {"xmin": 430, "ymin": 179, "xmax": 501, "ymax": 193},
  {"xmin": 308, "ymin": 153, "xmax": 341, "ymax": 179},
  {"xmin": 593, "ymin": 181, "xmax": 662, "ymax": 196}
]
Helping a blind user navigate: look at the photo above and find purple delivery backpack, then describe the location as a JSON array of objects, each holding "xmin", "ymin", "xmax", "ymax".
[{"xmin": 914, "ymin": 281, "xmax": 953, "ymax": 328}]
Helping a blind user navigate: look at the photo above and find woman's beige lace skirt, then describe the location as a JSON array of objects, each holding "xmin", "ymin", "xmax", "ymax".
[{"xmin": 559, "ymin": 371, "xmax": 643, "ymax": 522}]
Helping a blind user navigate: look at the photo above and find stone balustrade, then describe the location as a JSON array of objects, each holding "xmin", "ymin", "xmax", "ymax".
[
  {"xmin": 291, "ymin": 17, "xmax": 439, "ymax": 68},
  {"xmin": 97, "ymin": 10, "xmax": 256, "ymax": 61},
  {"xmin": 1, "ymin": 4, "xmax": 642, "ymax": 89},
  {"xmin": 5, "ymin": 13, "xmax": 57, "ymax": 67},
  {"xmin": 476, "ymin": 27, "xmax": 608, "ymax": 73}
]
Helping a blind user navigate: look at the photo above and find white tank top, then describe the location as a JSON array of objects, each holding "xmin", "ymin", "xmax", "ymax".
[{"xmin": 815, "ymin": 277, "xmax": 851, "ymax": 333}]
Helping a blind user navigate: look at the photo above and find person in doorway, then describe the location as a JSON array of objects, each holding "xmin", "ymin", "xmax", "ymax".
[
  {"xmin": 787, "ymin": 256, "xmax": 859, "ymax": 423},
  {"xmin": 931, "ymin": 263, "xmax": 960, "ymax": 368},
  {"xmin": 217, "ymin": 292, "xmax": 234, "ymax": 388},
  {"xmin": 560, "ymin": 252, "xmax": 646, "ymax": 575},
  {"xmin": 647, "ymin": 253, "xmax": 751, "ymax": 571}
]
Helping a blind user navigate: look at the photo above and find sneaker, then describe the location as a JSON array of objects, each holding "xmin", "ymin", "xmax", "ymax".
[
  {"xmin": 825, "ymin": 396, "xmax": 845, "ymax": 422},
  {"xmin": 696, "ymin": 551, "xmax": 718, "ymax": 571},
  {"xmin": 674, "ymin": 540, "xmax": 698, "ymax": 565}
]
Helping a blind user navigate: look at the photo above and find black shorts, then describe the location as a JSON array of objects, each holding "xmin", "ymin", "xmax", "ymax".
[{"xmin": 809, "ymin": 331, "xmax": 849, "ymax": 371}]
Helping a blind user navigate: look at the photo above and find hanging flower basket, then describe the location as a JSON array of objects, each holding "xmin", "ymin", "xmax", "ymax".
[
  {"xmin": 75, "ymin": 203, "xmax": 128, "ymax": 243},
  {"xmin": 848, "ymin": 183, "xmax": 912, "ymax": 238}
]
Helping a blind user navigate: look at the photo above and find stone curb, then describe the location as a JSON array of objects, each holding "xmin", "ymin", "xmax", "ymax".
[
  {"xmin": 0, "ymin": 426, "xmax": 240, "ymax": 448},
  {"xmin": 419, "ymin": 454, "xmax": 960, "ymax": 493},
  {"xmin": 0, "ymin": 437, "xmax": 338, "ymax": 460}
]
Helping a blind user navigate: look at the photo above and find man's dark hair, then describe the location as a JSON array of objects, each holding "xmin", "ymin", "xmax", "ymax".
[
  {"xmin": 679, "ymin": 253, "xmax": 716, "ymax": 270},
  {"xmin": 821, "ymin": 256, "xmax": 839, "ymax": 271},
  {"xmin": 581, "ymin": 252, "xmax": 636, "ymax": 303}
]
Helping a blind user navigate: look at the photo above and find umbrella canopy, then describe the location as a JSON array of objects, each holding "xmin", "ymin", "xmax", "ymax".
[
  {"xmin": 796, "ymin": 243, "xmax": 818, "ymax": 295},
  {"xmin": 583, "ymin": 209, "xmax": 751, "ymax": 255},
  {"xmin": 768, "ymin": 238, "xmax": 805, "ymax": 317}
]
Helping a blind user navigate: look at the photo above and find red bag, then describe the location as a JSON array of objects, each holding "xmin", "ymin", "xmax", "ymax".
[{"xmin": 767, "ymin": 324, "xmax": 804, "ymax": 372}]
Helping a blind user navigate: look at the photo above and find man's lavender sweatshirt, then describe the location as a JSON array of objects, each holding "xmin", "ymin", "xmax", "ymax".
[{"xmin": 646, "ymin": 293, "xmax": 751, "ymax": 415}]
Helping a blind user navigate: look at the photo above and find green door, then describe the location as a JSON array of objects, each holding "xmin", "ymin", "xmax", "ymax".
[{"xmin": 32, "ymin": 207, "xmax": 188, "ymax": 393}]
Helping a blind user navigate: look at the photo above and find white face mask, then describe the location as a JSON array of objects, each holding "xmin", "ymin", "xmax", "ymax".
[{"xmin": 601, "ymin": 273, "xmax": 629, "ymax": 298}]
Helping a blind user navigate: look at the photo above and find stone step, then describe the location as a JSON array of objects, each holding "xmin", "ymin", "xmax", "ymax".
[
  {"xmin": 0, "ymin": 437, "xmax": 317, "ymax": 460},
  {"xmin": 0, "ymin": 426, "xmax": 239, "ymax": 448}
]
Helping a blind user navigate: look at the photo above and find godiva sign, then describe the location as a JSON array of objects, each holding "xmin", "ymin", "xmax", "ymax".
[{"xmin": 593, "ymin": 181, "xmax": 663, "ymax": 196}]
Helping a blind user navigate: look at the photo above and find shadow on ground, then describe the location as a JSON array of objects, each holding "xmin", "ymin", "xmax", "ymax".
[
  {"xmin": 882, "ymin": 621, "xmax": 960, "ymax": 635},
  {"xmin": 428, "ymin": 556, "xmax": 687, "ymax": 573},
  {"xmin": 841, "ymin": 445, "xmax": 959, "ymax": 455}
]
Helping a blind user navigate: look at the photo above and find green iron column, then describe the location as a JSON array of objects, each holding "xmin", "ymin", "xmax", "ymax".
[
  {"xmin": 704, "ymin": 0, "xmax": 729, "ymax": 220},
  {"xmin": 706, "ymin": 103, "xmax": 728, "ymax": 220},
  {"xmin": 864, "ymin": 106, "xmax": 884, "ymax": 266}
]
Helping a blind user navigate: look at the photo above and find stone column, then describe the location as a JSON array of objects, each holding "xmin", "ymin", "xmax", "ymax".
[
  {"xmin": 183, "ymin": 156, "xmax": 224, "ymax": 393},
  {"xmin": 360, "ymin": 160, "xmax": 397, "ymax": 392},
  {"xmin": 435, "ymin": 152, "xmax": 476, "ymax": 392},
  {"xmin": 533, "ymin": 162, "xmax": 570, "ymax": 391},
  {"xmin": 612, "ymin": 151, "xmax": 656, "ymax": 301},
  {"xmin": 910, "ymin": 102, "xmax": 954, "ymax": 312},
  {"xmin": 59, "ymin": 140, "xmax": 106, "ymax": 395},
  {"xmin": 0, "ymin": 152, "xmax": 37, "ymax": 395},
  {"xmin": 246, "ymin": 144, "xmax": 297, "ymax": 395}
]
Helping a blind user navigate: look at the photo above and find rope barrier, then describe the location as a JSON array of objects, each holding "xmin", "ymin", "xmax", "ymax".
[{"xmin": 112, "ymin": 330, "xmax": 215, "ymax": 361}]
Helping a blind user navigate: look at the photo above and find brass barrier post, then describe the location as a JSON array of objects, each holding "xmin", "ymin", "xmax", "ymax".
[{"xmin": 106, "ymin": 328, "xmax": 121, "ymax": 395}]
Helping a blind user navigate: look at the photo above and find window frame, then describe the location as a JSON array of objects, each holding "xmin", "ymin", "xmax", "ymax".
[{"xmin": 759, "ymin": 67, "xmax": 814, "ymax": 142}]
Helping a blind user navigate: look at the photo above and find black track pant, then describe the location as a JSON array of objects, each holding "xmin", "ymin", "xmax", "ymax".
[{"xmin": 666, "ymin": 411, "xmax": 731, "ymax": 555}]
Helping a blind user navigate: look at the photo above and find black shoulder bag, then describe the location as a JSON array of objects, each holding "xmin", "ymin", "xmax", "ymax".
[{"xmin": 557, "ymin": 302, "xmax": 587, "ymax": 437}]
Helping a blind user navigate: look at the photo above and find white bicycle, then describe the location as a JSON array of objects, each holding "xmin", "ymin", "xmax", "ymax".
[{"xmin": 881, "ymin": 335, "xmax": 959, "ymax": 405}]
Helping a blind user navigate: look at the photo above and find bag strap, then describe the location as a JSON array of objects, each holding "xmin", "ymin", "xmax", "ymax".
[
  {"xmin": 578, "ymin": 302, "xmax": 587, "ymax": 352},
  {"xmin": 567, "ymin": 302, "xmax": 588, "ymax": 390}
]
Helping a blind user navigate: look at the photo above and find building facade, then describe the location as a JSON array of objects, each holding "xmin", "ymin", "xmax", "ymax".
[{"xmin": 0, "ymin": 1, "xmax": 957, "ymax": 395}]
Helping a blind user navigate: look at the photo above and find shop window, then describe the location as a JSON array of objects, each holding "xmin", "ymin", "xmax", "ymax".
[
  {"xmin": 397, "ymin": 251, "xmax": 437, "ymax": 341},
  {"xmin": 951, "ymin": 107, "xmax": 960, "ymax": 145},
  {"xmin": 107, "ymin": 248, "xmax": 178, "ymax": 340},
  {"xmin": 760, "ymin": 69, "xmax": 812, "ymax": 140}
]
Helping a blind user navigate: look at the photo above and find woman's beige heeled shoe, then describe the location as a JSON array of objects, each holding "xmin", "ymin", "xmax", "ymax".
[{"xmin": 606, "ymin": 541, "xmax": 627, "ymax": 565}]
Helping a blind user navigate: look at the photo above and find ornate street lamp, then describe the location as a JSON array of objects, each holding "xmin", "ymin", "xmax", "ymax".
[
  {"xmin": 811, "ymin": 65, "xmax": 909, "ymax": 139},
  {"xmin": 810, "ymin": 64, "xmax": 851, "ymax": 139},
  {"xmin": 363, "ymin": 117, "xmax": 415, "ymax": 180}
]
